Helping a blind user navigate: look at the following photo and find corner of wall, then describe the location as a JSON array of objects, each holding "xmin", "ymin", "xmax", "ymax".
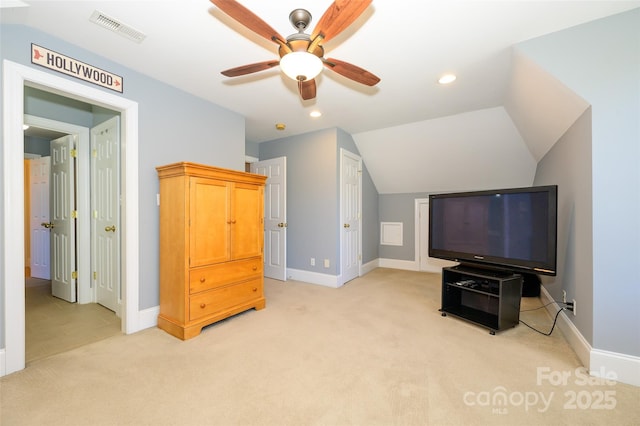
[
  {"xmin": 0, "ymin": 348, "xmax": 6, "ymax": 377},
  {"xmin": 540, "ymin": 284, "xmax": 640, "ymax": 387}
]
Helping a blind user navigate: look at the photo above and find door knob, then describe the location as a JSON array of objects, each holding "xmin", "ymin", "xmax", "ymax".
[
  {"xmin": 343, "ymin": 223, "xmax": 350, "ymax": 228},
  {"xmin": 41, "ymin": 222, "xmax": 54, "ymax": 229},
  {"xmin": 277, "ymin": 222, "xmax": 288, "ymax": 228},
  {"xmin": 105, "ymin": 225, "xmax": 116, "ymax": 232}
]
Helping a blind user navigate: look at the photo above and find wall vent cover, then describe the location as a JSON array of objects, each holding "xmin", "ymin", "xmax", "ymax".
[{"xmin": 89, "ymin": 10, "xmax": 146, "ymax": 43}]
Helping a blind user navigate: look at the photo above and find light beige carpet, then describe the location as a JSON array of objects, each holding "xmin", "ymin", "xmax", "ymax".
[
  {"xmin": 2, "ymin": 268, "xmax": 638, "ymax": 425},
  {"xmin": 25, "ymin": 278, "xmax": 121, "ymax": 363}
]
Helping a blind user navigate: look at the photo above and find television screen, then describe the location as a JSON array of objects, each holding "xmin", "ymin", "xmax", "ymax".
[{"xmin": 429, "ymin": 185, "xmax": 557, "ymax": 276}]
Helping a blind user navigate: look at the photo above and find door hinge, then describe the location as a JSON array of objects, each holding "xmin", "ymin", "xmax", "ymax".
[
  {"xmin": 70, "ymin": 149, "xmax": 77, "ymax": 158},
  {"xmin": 72, "ymin": 210, "xmax": 78, "ymax": 219},
  {"xmin": 72, "ymin": 271, "xmax": 78, "ymax": 280},
  {"xmin": 92, "ymin": 149, "xmax": 97, "ymax": 158},
  {"xmin": 93, "ymin": 271, "xmax": 97, "ymax": 280}
]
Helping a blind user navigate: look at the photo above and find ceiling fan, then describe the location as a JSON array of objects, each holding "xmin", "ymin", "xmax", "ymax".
[{"xmin": 210, "ymin": 0, "xmax": 380, "ymax": 100}]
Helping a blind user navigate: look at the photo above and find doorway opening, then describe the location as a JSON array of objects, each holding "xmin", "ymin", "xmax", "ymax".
[
  {"xmin": 23, "ymin": 114, "xmax": 122, "ymax": 363},
  {"xmin": 2, "ymin": 60, "xmax": 140, "ymax": 377}
]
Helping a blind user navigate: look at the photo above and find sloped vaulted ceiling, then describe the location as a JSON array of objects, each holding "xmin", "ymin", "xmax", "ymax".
[
  {"xmin": 353, "ymin": 105, "xmax": 537, "ymax": 194},
  {"xmin": 353, "ymin": 47, "xmax": 592, "ymax": 195},
  {"xmin": 505, "ymin": 49, "xmax": 590, "ymax": 162}
]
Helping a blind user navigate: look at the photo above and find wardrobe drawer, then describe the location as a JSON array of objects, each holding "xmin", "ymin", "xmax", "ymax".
[
  {"xmin": 190, "ymin": 278, "xmax": 263, "ymax": 321},
  {"xmin": 189, "ymin": 257, "xmax": 262, "ymax": 293}
]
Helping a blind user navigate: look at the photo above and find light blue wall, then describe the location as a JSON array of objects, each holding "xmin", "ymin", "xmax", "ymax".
[
  {"xmin": 259, "ymin": 128, "xmax": 379, "ymax": 275},
  {"xmin": 25, "ymin": 86, "xmax": 94, "ymax": 126},
  {"xmin": 533, "ymin": 110, "xmax": 593, "ymax": 343},
  {"xmin": 23, "ymin": 87, "xmax": 116, "ymax": 156},
  {"xmin": 1, "ymin": 24, "xmax": 247, "ymax": 347},
  {"xmin": 378, "ymin": 193, "xmax": 429, "ymax": 261},
  {"xmin": 360, "ymin": 163, "xmax": 379, "ymax": 264},
  {"xmin": 245, "ymin": 141, "xmax": 259, "ymax": 158},
  {"xmin": 259, "ymin": 129, "xmax": 340, "ymax": 274},
  {"xmin": 517, "ymin": 9, "xmax": 640, "ymax": 357},
  {"xmin": 24, "ymin": 136, "xmax": 51, "ymax": 156}
]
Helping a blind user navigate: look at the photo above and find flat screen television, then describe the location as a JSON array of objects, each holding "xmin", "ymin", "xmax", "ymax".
[{"xmin": 429, "ymin": 185, "xmax": 557, "ymax": 276}]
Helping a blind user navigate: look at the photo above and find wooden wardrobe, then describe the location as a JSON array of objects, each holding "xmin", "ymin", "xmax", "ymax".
[{"xmin": 156, "ymin": 162, "xmax": 267, "ymax": 340}]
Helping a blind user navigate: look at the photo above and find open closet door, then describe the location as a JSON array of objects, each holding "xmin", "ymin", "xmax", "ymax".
[
  {"xmin": 92, "ymin": 116, "xmax": 121, "ymax": 313},
  {"xmin": 50, "ymin": 135, "xmax": 77, "ymax": 302}
]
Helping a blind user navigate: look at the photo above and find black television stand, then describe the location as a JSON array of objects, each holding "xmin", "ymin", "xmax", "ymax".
[{"xmin": 440, "ymin": 265, "xmax": 523, "ymax": 334}]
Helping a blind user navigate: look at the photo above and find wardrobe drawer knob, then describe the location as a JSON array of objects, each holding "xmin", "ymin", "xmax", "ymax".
[
  {"xmin": 200, "ymin": 277, "xmax": 206, "ymax": 283},
  {"xmin": 200, "ymin": 303, "xmax": 206, "ymax": 309}
]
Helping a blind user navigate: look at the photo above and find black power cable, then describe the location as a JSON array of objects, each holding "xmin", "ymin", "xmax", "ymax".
[{"xmin": 519, "ymin": 301, "xmax": 573, "ymax": 336}]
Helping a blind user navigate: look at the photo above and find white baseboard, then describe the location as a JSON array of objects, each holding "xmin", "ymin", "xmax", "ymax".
[
  {"xmin": 0, "ymin": 348, "xmax": 5, "ymax": 377},
  {"xmin": 287, "ymin": 268, "xmax": 340, "ymax": 288},
  {"xmin": 378, "ymin": 258, "xmax": 419, "ymax": 271},
  {"xmin": 361, "ymin": 259, "xmax": 379, "ymax": 275},
  {"xmin": 539, "ymin": 285, "xmax": 639, "ymax": 387},
  {"xmin": 137, "ymin": 306, "xmax": 160, "ymax": 331},
  {"xmin": 539, "ymin": 285, "xmax": 591, "ymax": 367},
  {"xmin": 591, "ymin": 348, "xmax": 640, "ymax": 387}
]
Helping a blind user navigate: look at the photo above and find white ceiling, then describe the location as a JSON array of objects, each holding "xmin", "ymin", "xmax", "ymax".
[{"xmin": 3, "ymin": 0, "xmax": 638, "ymax": 147}]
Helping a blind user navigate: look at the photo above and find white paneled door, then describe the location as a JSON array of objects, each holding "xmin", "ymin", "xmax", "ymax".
[
  {"xmin": 251, "ymin": 157, "xmax": 287, "ymax": 281},
  {"xmin": 340, "ymin": 149, "xmax": 361, "ymax": 285},
  {"xmin": 92, "ymin": 117, "xmax": 120, "ymax": 313},
  {"xmin": 50, "ymin": 135, "xmax": 77, "ymax": 302},
  {"xmin": 29, "ymin": 156, "xmax": 51, "ymax": 280}
]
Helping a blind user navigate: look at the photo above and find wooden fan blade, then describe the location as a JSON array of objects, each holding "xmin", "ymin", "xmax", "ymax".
[
  {"xmin": 298, "ymin": 79, "xmax": 317, "ymax": 100},
  {"xmin": 221, "ymin": 60, "xmax": 279, "ymax": 77},
  {"xmin": 211, "ymin": 0, "xmax": 285, "ymax": 44},
  {"xmin": 311, "ymin": 0, "xmax": 372, "ymax": 43},
  {"xmin": 324, "ymin": 58, "xmax": 380, "ymax": 86}
]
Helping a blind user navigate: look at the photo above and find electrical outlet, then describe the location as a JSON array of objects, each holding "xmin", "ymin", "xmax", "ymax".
[
  {"xmin": 572, "ymin": 299, "xmax": 576, "ymax": 316},
  {"xmin": 562, "ymin": 290, "xmax": 567, "ymax": 304},
  {"xmin": 310, "ymin": 258, "xmax": 315, "ymax": 266},
  {"xmin": 324, "ymin": 259, "xmax": 330, "ymax": 268}
]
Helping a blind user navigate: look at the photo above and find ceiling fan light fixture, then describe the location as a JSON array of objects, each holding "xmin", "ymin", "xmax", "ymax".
[{"xmin": 280, "ymin": 52, "xmax": 323, "ymax": 82}]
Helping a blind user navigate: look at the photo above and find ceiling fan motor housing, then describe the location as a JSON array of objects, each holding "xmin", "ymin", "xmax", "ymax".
[{"xmin": 279, "ymin": 37, "xmax": 324, "ymax": 58}]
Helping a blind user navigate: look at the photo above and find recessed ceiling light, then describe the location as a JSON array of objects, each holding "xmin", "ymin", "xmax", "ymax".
[
  {"xmin": 309, "ymin": 111, "xmax": 322, "ymax": 118},
  {"xmin": 438, "ymin": 74, "xmax": 457, "ymax": 85}
]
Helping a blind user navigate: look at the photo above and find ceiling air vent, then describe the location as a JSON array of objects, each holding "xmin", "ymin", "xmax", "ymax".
[{"xmin": 90, "ymin": 10, "xmax": 146, "ymax": 43}]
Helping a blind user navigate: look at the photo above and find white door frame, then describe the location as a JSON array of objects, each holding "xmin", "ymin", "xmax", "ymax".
[
  {"xmin": 24, "ymin": 115, "xmax": 93, "ymax": 303},
  {"xmin": 415, "ymin": 198, "xmax": 456, "ymax": 273},
  {"xmin": 2, "ymin": 60, "xmax": 140, "ymax": 376}
]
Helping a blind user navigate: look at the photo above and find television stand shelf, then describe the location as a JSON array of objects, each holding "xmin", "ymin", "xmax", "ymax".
[{"xmin": 440, "ymin": 265, "xmax": 523, "ymax": 334}]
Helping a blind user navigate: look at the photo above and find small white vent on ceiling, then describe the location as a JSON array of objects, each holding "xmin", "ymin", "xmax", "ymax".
[{"xmin": 89, "ymin": 10, "xmax": 146, "ymax": 43}]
